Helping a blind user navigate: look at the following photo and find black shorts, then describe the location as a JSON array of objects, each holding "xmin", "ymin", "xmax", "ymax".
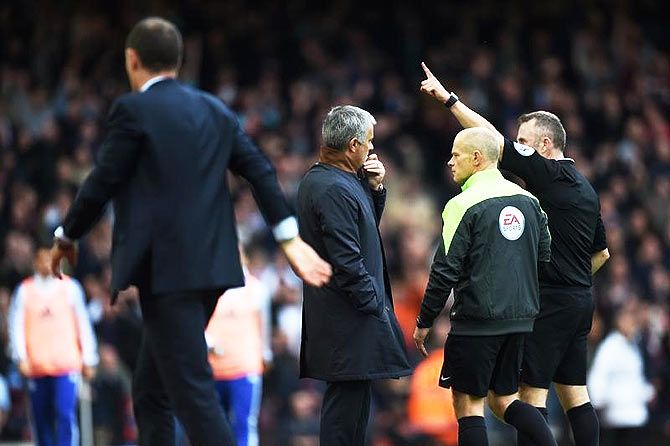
[
  {"xmin": 521, "ymin": 287, "xmax": 593, "ymax": 388},
  {"xmin": 439, "ymin": 333, "xmax": 525, "ymax": 398}
]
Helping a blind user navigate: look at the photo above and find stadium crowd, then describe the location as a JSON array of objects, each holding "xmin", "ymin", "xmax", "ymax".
[{"xmin": 0, "ymin": 0, "xmax": 668, "ymax": 444}]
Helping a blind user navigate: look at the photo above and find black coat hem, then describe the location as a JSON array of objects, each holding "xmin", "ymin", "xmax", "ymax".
[{"xmin": 299, "ymin": 367, "xmax": 413, "ymax": 382}]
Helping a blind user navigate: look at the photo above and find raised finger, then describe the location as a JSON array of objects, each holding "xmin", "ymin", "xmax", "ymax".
[{"xmin": 421, "ymin": 62, "xmax": 434, "ymax": 79}]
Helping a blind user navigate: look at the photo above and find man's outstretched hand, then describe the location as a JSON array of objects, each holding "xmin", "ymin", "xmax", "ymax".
[
  {"xmin": 280, "ymin": 236, "xmax": 332, "ymax": 287},
  {"xmin": 50, "ymin": 241, "xmax": 77, "ymax": 279},
  {"xmin": 420, "ymin": 62, "xmax": 451, "ymax": 104}
]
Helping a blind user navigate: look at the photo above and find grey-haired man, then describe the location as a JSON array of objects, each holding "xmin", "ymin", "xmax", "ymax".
[{"xmin": 297, "ymin": 105, "xmax": 411, "ymax": 445}]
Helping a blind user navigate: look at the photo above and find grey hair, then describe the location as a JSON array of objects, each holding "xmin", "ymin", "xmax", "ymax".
[
  {"xmin": 322, "ymin": 105, "xmax": 376, "ymax": 151},
  {"xmin": 518, "ymin": 111, "xmax": 567, "ymax": 152}
]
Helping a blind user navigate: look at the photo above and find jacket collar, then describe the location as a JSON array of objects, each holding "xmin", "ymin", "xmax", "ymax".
[
  {"xmin": 461, "ymin": 168, "xmax": 503, "ymax": 192},
  {"xmin": 140, "ymin": 75, "xmax": 171, "ymax": 92}
]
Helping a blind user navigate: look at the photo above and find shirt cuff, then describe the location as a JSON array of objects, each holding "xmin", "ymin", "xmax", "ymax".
[
  {"xmin": 272, "ymin": 216, "xmax": 299, "ymax": 242},
  {"xmin": 54, "ymin": 226, "xmax": 74, "ymax": 243},
  {"xmin": 416, "ymin": 314, "xmax": 433, "ymax": 329}
]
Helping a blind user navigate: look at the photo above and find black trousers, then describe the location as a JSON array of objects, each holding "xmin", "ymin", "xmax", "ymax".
[
  {"xmin": 320, "ymin": 380, "xmax": 372, "ymax": 446},
  {"xmin": 132, "ymin": 287, "xmax": 235, "ymax": 446}
]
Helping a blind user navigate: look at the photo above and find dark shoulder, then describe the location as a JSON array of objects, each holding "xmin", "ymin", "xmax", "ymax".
[
  {"xmin": 185, "ymin": 86, "xmax": 237, "ymax": 120},
  {"xmin": 301, "ymin": 166, "xmax": 358, "ymax": 200},
  {"xmin": 111, "ymin": 92, "xmax": 141, "ymax": 110},
  {"xmin": 559, "ymin": 161, "xmax": 599, "ymax": 198},
  {"xmin": 106, "ymin": 93, "xmax": 144, "ymax": 122}
]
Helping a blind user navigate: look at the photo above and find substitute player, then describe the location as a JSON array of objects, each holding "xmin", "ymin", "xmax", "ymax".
[
  {"xmin": 205, "ymin": 257, "xmax": 272, "ymax": 446},
  {"xmin": 413, "ymin": 127, "xmax": 554, "ymax": 446},
  {"xmin": 9, "ymin": 247, "xmax": 98, "ymax": 446},
  {"xmin": 420, "ymin": 62, "xmax": 609, "ymax": 446}
]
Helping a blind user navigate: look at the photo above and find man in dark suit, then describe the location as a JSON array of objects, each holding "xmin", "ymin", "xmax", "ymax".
[
  {"xmin": 297, "ymin": 105, "xmax": 412, "ymax": 446},
  {"xmin": 50, "ymin": 17, "xmax": 331, "ymax": 446}
]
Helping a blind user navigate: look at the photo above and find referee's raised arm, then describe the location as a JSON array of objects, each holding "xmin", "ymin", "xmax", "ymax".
[{"xmin": 420, "ymin": 62, "xmax": 505, "ymax": 158}]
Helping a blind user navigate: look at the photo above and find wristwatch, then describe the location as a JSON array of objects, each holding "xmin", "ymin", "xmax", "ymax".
[{"xmin": 444, "ymin": 92, "xmax": 459, "ymax": 108}]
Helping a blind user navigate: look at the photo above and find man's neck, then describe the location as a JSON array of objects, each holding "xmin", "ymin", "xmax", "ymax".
[
  {"xmin": 545, "ymin": 148, "xmax": 566, "ymax": 161},
  {"xmin": 473, "ymin": 163, "xmax": 497, "ymax": 175},
  {"xmin": 318, "ymin": 146, "xmax": 357, "ymax": 173},
  {"xmin": 461, "ymin": 164, "xmax": 500, "ymax": 190},
  {"xmin": 134, "ymin": 70, "xmax": 177, "ymax": 92}
]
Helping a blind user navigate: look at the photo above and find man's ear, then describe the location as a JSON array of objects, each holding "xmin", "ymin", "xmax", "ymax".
[
  {"xmin": 347, "ymin": 137, "xmax": 358, "ymax": 152},
  {"xmin": 472, "ymin": 150, "xmax": 482, "ymax": 166},
  {"xmin": 125, "ymin": 48, "xmax": 141, "ymax": 71}
]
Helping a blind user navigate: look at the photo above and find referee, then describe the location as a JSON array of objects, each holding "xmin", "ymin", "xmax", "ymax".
[
  {"xmin": 420, "ymin": 62, "xmax": 609, "ymax": 446},
  {"xmin": 413, "ymin": 127, "xmax": 555, "ymax": 446}
]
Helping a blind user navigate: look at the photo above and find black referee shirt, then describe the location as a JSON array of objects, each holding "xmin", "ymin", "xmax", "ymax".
[{"xmin": 500, "ymin": 139, "xmax": 608, "ymax": 288}]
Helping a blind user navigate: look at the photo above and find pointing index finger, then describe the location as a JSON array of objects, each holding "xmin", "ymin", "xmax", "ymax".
[{"xmin": 421, "ymin": 62, "xmax": 434, "ymax": 79}]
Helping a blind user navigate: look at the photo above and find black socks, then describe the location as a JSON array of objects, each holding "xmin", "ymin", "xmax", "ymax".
[
  {"xmin": 504, "ymin": 400, "xmax": 557, "ymax": 446},
  {"xmin": 458, "ymin": 416, "xmax": 488, "ymax": 446},
  {"xmin": 517, "ymin": 406, "xmax": 548, "ymax": 446},
  {"xmin": 567, "ymin": 402, "xmax": 599, "ymax": 446}
]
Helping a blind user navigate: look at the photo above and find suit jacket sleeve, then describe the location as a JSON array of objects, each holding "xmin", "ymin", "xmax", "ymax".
[
  {"xmin": 227, "ymin": 114, "xmax": 292, "ymax": 225},
  {"xmin": 371, "ymin": 186, "xmax": 386, "ymax": 225},
  {"xmin": 317, "ymin": 185, "xmax": 380, "ymax": 315},
  {"xmin": 63, "ymin": 97, "xmax": 143, "ymax": 239}
]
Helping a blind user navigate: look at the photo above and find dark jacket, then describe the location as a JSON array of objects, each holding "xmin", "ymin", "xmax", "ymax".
[
  {"xmin": 417, "ymin": 169, "xmax": 551, "ymax": 336},
  {"xmin": 63, "ymin": 79, "xmax": 292, "ymax": 297},
  {"xmin": 297, "ymin": 164, "xmax": 411, "ymax": 381}
]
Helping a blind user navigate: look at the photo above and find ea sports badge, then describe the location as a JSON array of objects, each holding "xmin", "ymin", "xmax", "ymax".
[{"xmin": 499, "ymin": 206, "xmax": 525, "ymax": 241}]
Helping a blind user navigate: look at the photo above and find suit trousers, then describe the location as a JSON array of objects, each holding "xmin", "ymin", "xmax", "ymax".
[
  {"xmin": 320, "ymin": 380, "xmax": 372, "ymax": 446},
  {"xmin": 132, "ymin": 287, "xmax": 235, "ymax": 446}
]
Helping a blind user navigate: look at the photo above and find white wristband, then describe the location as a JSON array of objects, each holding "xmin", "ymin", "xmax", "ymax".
[{"xmin": 54, "ymin": 226, "xmax": 74, "ymax": 243}]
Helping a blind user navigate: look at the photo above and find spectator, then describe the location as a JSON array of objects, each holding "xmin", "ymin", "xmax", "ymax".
[{"xmin": 588, "ymin": 301, "xmax": 655, "ymax": 445}]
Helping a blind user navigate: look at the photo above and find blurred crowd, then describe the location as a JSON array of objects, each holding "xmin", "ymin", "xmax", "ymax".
[{"xmin": 0, "ymin": 0, "xmax": 668, "ymax": 445}]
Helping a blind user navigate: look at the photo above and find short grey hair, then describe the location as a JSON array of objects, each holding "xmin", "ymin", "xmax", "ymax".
[
  {"xmin": 518, "ymin": 111, "xmax": 567, "ymax": 152},
  {"xmin": 322, "ymin": 105, "xmax": 376, "ymax": 151}
]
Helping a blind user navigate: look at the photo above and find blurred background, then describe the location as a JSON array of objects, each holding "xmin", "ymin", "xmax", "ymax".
[{"xmin": 0, "ymin": 0, "xmax": 668, "ymax": 444}]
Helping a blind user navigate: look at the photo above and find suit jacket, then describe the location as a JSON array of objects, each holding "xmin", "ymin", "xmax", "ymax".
[
  {"xmin": 297, "ymin": 164, "xmax": 411, "ymax": 381},
  {"xmin": 63, "ymin": 79, "xmax": 292, "ymax": 296}
]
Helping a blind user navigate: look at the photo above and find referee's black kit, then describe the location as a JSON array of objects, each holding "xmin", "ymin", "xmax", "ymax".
[{"xmin": 500, "ymin": 138, "xmax": 608, "ymax": 388}]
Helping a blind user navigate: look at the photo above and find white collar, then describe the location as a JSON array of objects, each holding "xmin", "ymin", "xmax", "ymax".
[{"xmin": 140, "ymin": 75, "xmax": 170, "ymax": 92}]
